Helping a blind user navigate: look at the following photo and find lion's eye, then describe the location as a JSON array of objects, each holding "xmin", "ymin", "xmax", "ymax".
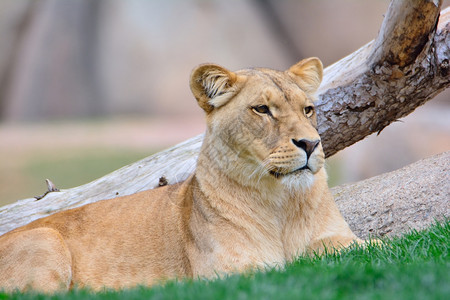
[
  {"xmin": 304, "ymin": 106, "xmax": 314, "ymax": 117},
  {"xmin": 252, "ymin": 105, "xmax": 271, "ymax": 115}
]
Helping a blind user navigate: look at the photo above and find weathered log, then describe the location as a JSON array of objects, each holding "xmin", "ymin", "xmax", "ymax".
[
  {"xmin": 0, "ymin": 1, "xmax": 449, "ymax": 235},
  {"xmin": 1, "ymin": 149, "xmax": 448, "ymax": 237},
  {"xmin": 317, "ymin": 1, "xmax": 448, "ymax": 156},
  {"xmin": 334, "ymin": 151, "xmax": 449, "ymax": 239},
  {"xmin": 368, "ymin": 0, "xmax": 442, "ymax": 67}
]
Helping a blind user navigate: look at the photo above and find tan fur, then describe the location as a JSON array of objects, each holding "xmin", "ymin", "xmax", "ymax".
[{"xmin": 0, "ymin": 58, "xmax": 362, "ymax": 293}]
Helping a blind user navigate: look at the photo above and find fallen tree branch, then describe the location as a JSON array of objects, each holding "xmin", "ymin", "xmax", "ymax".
[
  {"xmin": 369, "ymin": 0, "xmax": 442, "ymax": 68},
  {"xmin": 0, "ymin": 1, "xmax": 449, "ymax": 235},
  {"xmin": 317, "ymin": 1, "xmax": 448, "ymax": 156},
  {"xmin": 1, "ymin": 150, "xmax": 448, "ymax": 237}
]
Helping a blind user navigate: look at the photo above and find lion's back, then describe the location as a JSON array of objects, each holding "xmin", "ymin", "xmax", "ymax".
[{"xmin": 5, "ymin": 181, "xmax": 192, "ymax": 289}]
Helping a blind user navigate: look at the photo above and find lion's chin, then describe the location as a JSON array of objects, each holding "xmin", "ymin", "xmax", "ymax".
[
  {"xmin": 279, "ymin": 169, "xmax": 315, "ymax": 193},
  {"xmin": 269, "ymin": 166, "xmax": 309, "ymax": 178}
]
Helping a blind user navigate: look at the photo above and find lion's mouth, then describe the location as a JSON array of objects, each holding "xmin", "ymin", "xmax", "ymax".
[{"xmin": 269, "ymin": 165, "xmax": 309, "ymax": 178}]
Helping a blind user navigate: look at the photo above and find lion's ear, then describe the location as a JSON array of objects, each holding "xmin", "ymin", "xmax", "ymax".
[
  {"xmin": 287, "ymin": 57, "xmax": 323, "ymax": 94},
  {"xmin": 190, "ymin": 64, "xmax": 239, "ymax": 113}
]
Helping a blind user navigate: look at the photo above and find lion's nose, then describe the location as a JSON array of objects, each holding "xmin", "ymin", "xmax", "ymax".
[{"xmin": 292, "ymin": 139, "xmax": 320, "ymax": 158}]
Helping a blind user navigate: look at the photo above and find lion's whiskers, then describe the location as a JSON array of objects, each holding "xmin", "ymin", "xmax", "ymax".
[{"xmin": 251, "ymin": 159, "xmax": 271, "ymax": 186}]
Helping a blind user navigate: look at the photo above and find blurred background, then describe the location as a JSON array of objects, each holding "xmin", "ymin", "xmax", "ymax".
[{"xmin": 0, "ymin": 0, "xmax": 449, "ymax": 207}]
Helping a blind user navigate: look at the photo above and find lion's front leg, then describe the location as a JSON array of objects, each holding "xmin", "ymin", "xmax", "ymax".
[
  {"xmin": 308, "ymin": 235, "xmax": 383, "ymax": 255},
  {"xmin": 307, "ymin": 235, "xmax": 362, "ymax": 255}
]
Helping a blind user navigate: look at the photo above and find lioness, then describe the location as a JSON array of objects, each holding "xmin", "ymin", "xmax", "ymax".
[{"xmin": 0, "ymin": 58, "xmax": 362, "ymax": 292}]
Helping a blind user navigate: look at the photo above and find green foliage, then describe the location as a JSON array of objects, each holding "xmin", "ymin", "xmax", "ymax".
[{"xmin": 2, "ymin": 221, "xmax": 448, "ymax": 300}]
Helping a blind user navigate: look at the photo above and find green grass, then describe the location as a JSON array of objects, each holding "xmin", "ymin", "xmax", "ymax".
[{"xmin": 1, "ymin": 221, "xmax": 448, "ymax": 299}]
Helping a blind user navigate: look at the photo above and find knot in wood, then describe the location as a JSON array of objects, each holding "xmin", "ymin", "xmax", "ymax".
[{"xmin": 439, "ymin": 59, "xmax": 449, "ymax": 77}]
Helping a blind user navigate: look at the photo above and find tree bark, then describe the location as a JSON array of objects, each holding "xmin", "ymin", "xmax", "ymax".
[
  {"xmin": 317, "ymin": 0, "xmax": 448, "ymax": 157},
  {"xmin": 0, "ymin": 1, "xmax": 449, "ymax": 235}
]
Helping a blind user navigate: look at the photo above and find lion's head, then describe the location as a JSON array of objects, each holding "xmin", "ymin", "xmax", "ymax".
[{"xmin": 190, "ymin": 58, "xmax": 324, "ymax": 192}]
